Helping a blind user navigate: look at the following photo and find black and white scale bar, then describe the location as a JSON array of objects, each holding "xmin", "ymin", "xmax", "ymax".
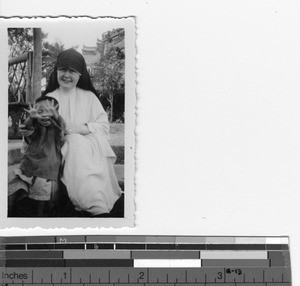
[{"xmin": 0, "ymin": 243, "xmax": 290, "ymax": 251}]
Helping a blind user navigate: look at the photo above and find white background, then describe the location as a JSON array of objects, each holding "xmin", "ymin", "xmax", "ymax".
[{"xmin": 0, "ymin": 0, "xmax": 299, "ymax": 284}]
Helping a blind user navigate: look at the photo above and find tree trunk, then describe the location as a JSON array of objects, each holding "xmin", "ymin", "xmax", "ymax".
[
  {"xmin": 26, "ymin": 52, "xmax": 33, "ymax": 103},
  {"xmin": 32, "ymin": 28, "xmax": 42, "ymax": 103},
  {"xmin": 110, "ymin": 91, "xmax": 114, "ymax": 123}
]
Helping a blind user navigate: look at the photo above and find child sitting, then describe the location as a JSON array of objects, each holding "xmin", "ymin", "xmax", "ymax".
[{"xmin": 9, "ymin": 96, "xmax": 65, "ymax": 217}]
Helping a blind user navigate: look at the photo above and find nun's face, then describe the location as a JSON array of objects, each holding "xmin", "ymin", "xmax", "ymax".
[{"xmin": 57, "ymin": 68, "xmax": 81, "ymax": 90}]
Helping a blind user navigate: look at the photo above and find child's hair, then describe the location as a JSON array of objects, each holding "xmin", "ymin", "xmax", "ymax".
[
  {"xmin": 42, "ymin": 49, "xmax": 99, "ymax": 98},
  {"xmin": 36, "ymin": 95, "xmax": 59, "ymax": 109}
]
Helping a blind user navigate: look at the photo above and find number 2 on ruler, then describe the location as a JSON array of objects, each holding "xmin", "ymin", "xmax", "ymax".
[{"xmin": 139, "ymin": 272, "xmax": 145, "ymax": 281}]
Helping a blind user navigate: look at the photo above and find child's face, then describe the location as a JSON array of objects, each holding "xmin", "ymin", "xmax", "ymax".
[
  {"xmin": 36, "ymin": 101, "xmax": 53, "ymax": 127},
  {"xmin": 57, "ymin": 67, "xmax": 81, "ymax": 90}
]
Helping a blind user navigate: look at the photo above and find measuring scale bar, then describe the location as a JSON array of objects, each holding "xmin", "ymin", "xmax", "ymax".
[
  {"xmin": 0, "ymin": 266, "xmax": 292, "ymax": 285},
  {"xmin": 0, "ymin": 235, "xmax": 292, "ymax": 285}
]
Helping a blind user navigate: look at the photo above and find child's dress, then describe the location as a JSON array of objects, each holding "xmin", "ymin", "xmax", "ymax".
[{"xmin": 15, "ymin": 115, "xmax": 65, "ymax": 201}]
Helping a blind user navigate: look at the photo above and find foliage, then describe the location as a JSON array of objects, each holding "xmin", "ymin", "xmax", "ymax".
[
  {"xmin": 8, "ymin": 28, "xmax": 64, "ymax": 100},
  {"xmin": 8, "ymin": 28, "xmax": 34, "ymax": 59},
  {"xmin": 7, "ymin": 28, "xmax": 67, "ymax": 83},
  {"xmin": 94, "ymin": 46, "xmax": 125, "ymax": 122},
  {"xmin": 8, "ymin": 29, "xmax": 35, "ymax": 103},
  {"xmin": 42, "ymin": 41, "xmax": 65, "ymax": 81}
]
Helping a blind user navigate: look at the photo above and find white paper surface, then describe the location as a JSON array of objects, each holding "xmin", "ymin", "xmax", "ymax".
[{"xmin": 0, "ymin": 0, "xmax": 299, "ymax": 284}]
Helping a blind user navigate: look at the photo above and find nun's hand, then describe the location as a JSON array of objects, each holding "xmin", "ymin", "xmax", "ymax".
[{"xmin": 65, "ymin": 123, "xmax": 89, "ymax": 135}]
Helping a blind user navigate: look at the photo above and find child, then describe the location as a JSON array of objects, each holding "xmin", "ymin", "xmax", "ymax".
[{"xmin": 9, "ymin": 96, "xmax": 65, "ymax": 217}]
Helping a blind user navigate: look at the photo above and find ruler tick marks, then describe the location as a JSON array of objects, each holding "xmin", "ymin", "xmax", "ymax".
[{"xmin": 0, "ymin": 235, "xmax": 292, "ymax": 285}]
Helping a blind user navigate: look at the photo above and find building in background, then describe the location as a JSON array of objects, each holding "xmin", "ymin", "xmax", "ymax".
[
  {"xmin": 81, "ymin": 45, "xmax": 101, "ymax": 75},
  {"xmin": 82, "ymin": 28, "xmax": 124, "ymax": 76}
]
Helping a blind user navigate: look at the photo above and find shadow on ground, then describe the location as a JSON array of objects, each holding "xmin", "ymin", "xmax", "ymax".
[{"xmin": 8, "ymin": 182, "xmax": 124, "ymax": 218}]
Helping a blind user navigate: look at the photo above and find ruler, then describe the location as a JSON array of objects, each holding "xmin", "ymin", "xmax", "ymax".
[{"xmin": 0, "ymin": 235, "xmax": 292, "ymax": 285}]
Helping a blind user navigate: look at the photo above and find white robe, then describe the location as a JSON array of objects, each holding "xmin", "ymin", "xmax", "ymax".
[{"xmin": 48, "ymin": 88, "xmax": 122, "ymax": 215}]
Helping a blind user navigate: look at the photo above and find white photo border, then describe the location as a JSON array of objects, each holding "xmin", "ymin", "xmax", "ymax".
[{"xmin": 0, "ymin": 16, "xmax": 136, "ymax": 228}]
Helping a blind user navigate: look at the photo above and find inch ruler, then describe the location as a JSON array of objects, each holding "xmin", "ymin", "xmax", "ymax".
[{"xmin": 0, "ymin": 235, "xmax": 292, "ymax": 285}]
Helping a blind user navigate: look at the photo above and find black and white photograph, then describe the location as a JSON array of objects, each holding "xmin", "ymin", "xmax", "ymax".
[{"xmin": 2, "ymin": 17, "xmax": 135, "ymax": 227}]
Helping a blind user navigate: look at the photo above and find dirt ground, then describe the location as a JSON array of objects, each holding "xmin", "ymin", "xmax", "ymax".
[{"xmin": 109, "ymin": 123, "xmax": 124, "ymax": 146}]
